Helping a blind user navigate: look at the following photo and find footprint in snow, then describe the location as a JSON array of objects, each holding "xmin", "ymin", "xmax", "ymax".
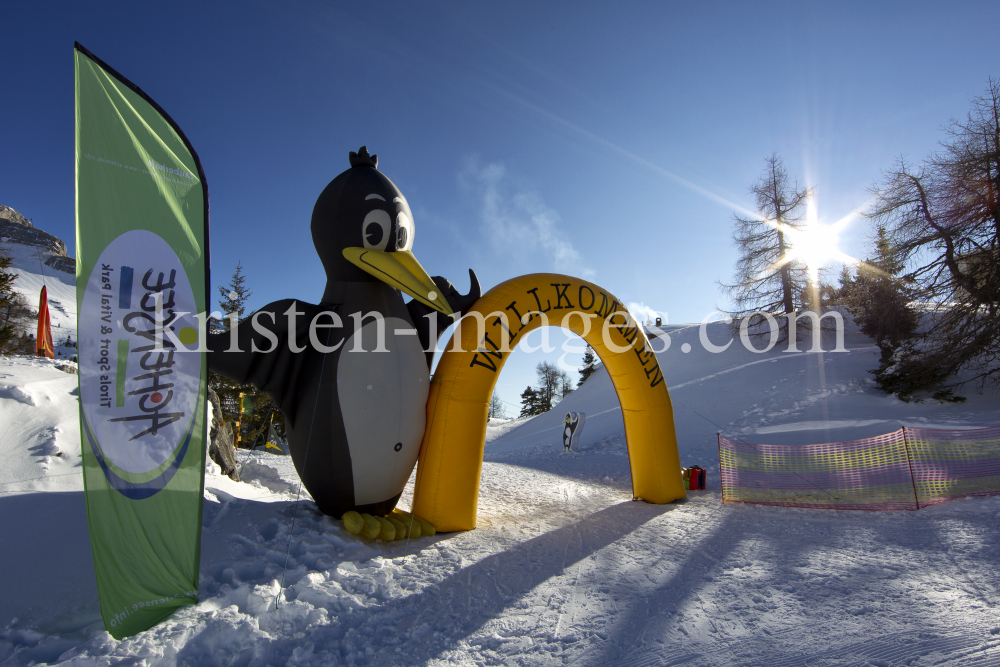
[{"xmin": 29, "ymin": 427, "xmax": 62, "ymax": 459}]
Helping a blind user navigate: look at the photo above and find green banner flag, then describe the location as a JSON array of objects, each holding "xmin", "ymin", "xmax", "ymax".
[{"xmin": 75, "ymin": 42, "xmax": 210, "ymax": 640}]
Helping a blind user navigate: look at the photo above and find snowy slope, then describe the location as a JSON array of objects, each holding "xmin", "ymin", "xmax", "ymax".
[
  {"xmin": 2, "ymin": 317, "xmax": 1000, "ymax": 666},
  {"xmin": 486, "ymin": 319, "xmax": 1000, "ymax": 491},
  {"xmin": 3, "ymin": 239, "xmax": 78, "ymax": 357}
]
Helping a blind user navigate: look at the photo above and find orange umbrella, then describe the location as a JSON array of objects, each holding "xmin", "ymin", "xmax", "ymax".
[{"xmin": 36, "ymin": 285, "xmax": 53, "ymax": 359}]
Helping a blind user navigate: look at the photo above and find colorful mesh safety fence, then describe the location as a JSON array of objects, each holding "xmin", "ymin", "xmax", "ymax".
[
  {"xmin": 906, "ymin": 426, "xmax": 1000, "ymax": 507},
  {"xmin": 718, "ymin": 426, "xmax": 1000, "ymax": 511}
]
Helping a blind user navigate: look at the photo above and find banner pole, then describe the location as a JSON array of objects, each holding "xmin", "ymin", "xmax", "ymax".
[
  {"xmin": 717, "ymin": 433, "xmax": 725, "ymax": 504},
  {"xmin": 902, "ymin": 427, "xmax": 920, "ymax": 511}
]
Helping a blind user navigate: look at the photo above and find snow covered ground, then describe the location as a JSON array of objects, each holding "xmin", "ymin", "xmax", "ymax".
[{"xmin": 2, "ymin": 257, "xmax": 1000, "ymax": 664}]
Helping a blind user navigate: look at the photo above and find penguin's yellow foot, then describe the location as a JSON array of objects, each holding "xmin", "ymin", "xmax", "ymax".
[
  {"xmin": 340, "ymin": 509, "xmax": 437, "ymax": 541},
  {"xmin": 391, "ymin": 509, "xmax": 437, "ymax": 538}
]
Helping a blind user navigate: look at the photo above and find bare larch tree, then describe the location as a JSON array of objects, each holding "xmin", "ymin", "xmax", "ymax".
[
  {"xmin": 866, "ymin": 78, "xmax": 1000, "ymax": 398},
  {"xmin": 720, "ymin": 154, "xmax": 812, "ymax": 335}
]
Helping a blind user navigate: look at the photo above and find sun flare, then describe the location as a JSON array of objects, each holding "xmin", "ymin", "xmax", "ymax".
[
  {"xmin": 786, "ymin": 220, "xmax": 857, "ymax": 280},
  {"xmin": 764, "ymin": 200, "xmax": 862, "ymax": 283}
]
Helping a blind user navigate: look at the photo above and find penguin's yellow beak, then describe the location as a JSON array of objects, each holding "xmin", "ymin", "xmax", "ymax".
[{"xmin": 342, "ymin": 248, "xmax": 454, "ymax": 316}]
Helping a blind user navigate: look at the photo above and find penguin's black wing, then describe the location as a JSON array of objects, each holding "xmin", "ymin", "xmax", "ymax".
[
  {"xmin": 207, "ymin": 299, "xmax": 339, "ymax": 428},
  {"xmin": 438, "ymin": 268, "xmax": 482, "ymax": 315},
  {"xmin": 406, "ymin": 269, "xmax": 481, "ymax": 370}
]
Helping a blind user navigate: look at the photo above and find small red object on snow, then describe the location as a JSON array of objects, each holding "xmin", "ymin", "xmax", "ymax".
[{"xmin": 687, "ymin": 466, "xmax": 706, "ymax": 490}]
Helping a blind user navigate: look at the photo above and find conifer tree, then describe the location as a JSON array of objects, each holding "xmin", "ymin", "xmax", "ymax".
[
  {"xmin": 577, "ymin": 346, "xmax": 597, "ymax": 386},
  {"xmin": 519, "ymin": 386, "xmax": 539, "ymax": 418},
  {"xmin": 839, "ymin": 226, "xmax": 918, "ymax": 395},
  {"xmin": 209, "ymin": 262, "xmax": 276, "ymax": 445},
  {"xmin": 0, "ymin": 243, "xmax": 33, "ymax": 354},
  {"xmin": 217, "ymin": 261, "xmax": 252, "ymax": 331},
  {"xmin": 0, "ymin": 245, "xmax": 18, "ymax": 352}
]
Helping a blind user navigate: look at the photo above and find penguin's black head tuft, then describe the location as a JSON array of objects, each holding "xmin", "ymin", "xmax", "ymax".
[
  {"xmin": 349, "ymin": 146, "xmax": 377, "ymax": 169},
  {"xmin": 311, "ymin": 148, "xmax": 415, "ymax": 286}
]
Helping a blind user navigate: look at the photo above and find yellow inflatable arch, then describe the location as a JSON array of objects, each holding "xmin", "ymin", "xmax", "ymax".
[{"xmin": 411, "ymin": 274, "xmax": 686, "ymax": 531}]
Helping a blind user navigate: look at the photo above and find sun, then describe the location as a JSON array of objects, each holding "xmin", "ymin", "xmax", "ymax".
[
  {"xmin": 788, "ymin": 222, "xmax": 844, "ymax": 271},
  {"xmin": 768, "ymin": 198, "xmax": 861, "ymax": 283},
  {"xmin": 785, "ymin": 220, "xmax": 857, "ymax": 283}
]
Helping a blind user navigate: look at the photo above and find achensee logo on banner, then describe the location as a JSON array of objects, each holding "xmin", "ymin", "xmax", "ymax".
[{"xmin": 79, "ymin": 230, "xmax": 202, "ymax": 499}]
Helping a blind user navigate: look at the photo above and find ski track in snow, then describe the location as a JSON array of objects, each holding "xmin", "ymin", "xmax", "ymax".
[
  {"xmin": 21, "ymin": 467, "xmax": 1000, "ymax": 667},
  {"xmin": 2, "ymin": 311, "xmax": 1000, "ymax": 664},
  {"xmin": 668, "ymin": 345, "xmax": 880, "ymax": 391}
]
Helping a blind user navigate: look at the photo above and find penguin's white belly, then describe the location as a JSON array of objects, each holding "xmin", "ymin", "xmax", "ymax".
[{"xmin": 337, "ymin": 317, "xmax": 428, "ymax": 506}]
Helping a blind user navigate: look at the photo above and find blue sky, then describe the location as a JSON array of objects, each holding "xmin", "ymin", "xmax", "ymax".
[{"xmin": 3, "ymin": 1, "xmax": 998, "ymax": 412}]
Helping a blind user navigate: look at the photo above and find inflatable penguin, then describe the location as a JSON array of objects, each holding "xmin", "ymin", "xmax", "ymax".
[{"xmin": 207, "ymin": 147, "xmax": 480, "ymax": 518}]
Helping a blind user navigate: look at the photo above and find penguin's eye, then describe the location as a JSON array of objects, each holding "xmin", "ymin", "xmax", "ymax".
[
  {"xmin": 396, "ymin": 211, "xmax": 413, "ymax": 251},
  {"xmin": 362, "ymin": 209, "xmax": 391, "ymax": 251}
]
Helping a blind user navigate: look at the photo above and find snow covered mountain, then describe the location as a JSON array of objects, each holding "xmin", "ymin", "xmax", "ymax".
[
  {"xmin": 2, "ymin": 276, "xmax": 999, "ymax": 664},
  {"xmin": 1, "ymin": 206, "xmax": 77, "ymax": 353}
]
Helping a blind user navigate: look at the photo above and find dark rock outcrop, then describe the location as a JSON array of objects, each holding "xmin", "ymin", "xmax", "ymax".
[
  {"xmin": 44, "ymin": 256, "xmax": 75, "ymax": 274},
  {"xmin": 0, "ymin": 205, "xmax": 32, "ymax": 229},
  {"xmin": 0, "ymin": 206, "xmax": 74, "ymax": 270}
]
